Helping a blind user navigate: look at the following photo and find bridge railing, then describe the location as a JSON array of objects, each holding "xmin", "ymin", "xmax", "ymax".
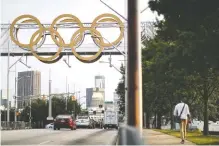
[{"xmin": 1, "ymin": 121, "xmax": 31, "ymax": 130}]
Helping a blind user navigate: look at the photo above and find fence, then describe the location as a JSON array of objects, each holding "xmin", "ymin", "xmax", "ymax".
[{"xmin": 1, "ymin": 121, "xmax": 31, "ymax": 130}]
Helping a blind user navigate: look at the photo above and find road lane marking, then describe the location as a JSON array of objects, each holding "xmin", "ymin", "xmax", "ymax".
[{"xmin": 38, "ymin": 140, "xmax": 51, "ymax": 145}]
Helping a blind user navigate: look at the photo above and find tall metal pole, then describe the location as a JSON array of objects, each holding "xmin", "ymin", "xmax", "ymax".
[
  {"xmin": 67, "ymin": 84, "xmax": 69, "ymax": 113},
  {"xmin": 1, "ymin": 90, "xmax": 3, "ymax": 121},
  {"xmin": 48, "ymin": 69, "xmax": 52, "ymax": 119},
  {"xmin": 127, "ymin": 0, "xmax": 143, "ymax": 134},
  {"xmin": 29, "ymin": 73, "xmax": 32, "ymax": 127},
  {"xmin": 29, "ymin": 97, "xmax": 32, "ymax": 127},
  {"xmin": 6, "ymin": 38, "xmax": 10, "ymax": 122},
  {"xmin": 65, "ymin": 76, "xmax": 67, "ymax": 111},
  {"xmin": 14, "ymin": 77, "xmax": 17, "ymax": 122},
  {"xmin": 22, "ymin": 79, "xmax": 25, "ymax": 109},
  {"xmin": 124, "ymin": 0, "xmax": 128, "ymax": 124},
  {"xmin": 74, "ymin": 84, "xmax": 76, "ymax": 117}
]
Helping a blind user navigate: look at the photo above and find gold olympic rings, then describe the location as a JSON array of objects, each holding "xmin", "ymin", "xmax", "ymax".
[{"xmin": 10, "ymin": 13, "xmax": 124, "ymax": 64}]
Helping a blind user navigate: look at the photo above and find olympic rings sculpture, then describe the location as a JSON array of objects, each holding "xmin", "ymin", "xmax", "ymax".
[{"xmin": 10, "ymin": 13, "xmax": 124, "ymax": 64}]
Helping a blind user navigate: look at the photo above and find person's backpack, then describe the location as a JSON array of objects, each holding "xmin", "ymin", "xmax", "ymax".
[{"xmin": 175, "ymin": 103, "xmax": 185, "ymax": 123}]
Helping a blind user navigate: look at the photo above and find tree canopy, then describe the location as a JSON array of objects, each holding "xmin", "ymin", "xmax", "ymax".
[{"xmin": 116, "ymin": 0, "xmax": 219, "ymax": 135}]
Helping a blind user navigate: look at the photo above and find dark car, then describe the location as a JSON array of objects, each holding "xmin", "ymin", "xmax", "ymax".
[{"xmin": 53, "ymin": 115, "xmax": 77, "ymax": 130}]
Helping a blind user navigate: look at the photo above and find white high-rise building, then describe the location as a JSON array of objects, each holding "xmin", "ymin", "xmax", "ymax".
[
  {"xmin": 95, "ymin": 75, "xmax": 105, "ymax": 89},
  {"xmin": 90, "ymin": 88, "xmax": 105, "ymax": 108}
]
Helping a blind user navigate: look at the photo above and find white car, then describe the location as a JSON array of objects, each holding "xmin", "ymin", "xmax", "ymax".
[{"xmin": 45, "ymin": 123, "xmax": 54, "ymax": 129}]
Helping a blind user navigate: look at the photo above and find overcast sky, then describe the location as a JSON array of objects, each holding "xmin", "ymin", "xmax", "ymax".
[{"xmin": 0, "ymin": 0, "xmax": 160, "ymax": 107}]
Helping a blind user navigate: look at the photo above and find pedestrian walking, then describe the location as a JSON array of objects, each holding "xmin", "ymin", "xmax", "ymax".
[{"xmin": 173, "ymin": 99, "xmax": 191, "ymax": 144}]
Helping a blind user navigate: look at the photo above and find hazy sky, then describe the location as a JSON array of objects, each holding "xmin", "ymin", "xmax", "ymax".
[{"xmin": 0, "ymin": 0, "xmax": 160, "ymax": 106}]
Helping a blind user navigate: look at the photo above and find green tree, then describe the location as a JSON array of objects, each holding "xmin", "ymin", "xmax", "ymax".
[
  {"xmin": 20, "ymin": 97, "xmax": 81, "ymax": 123},
  {"xmin": 116, "ymin": 64, "xmax": 125, "ymax": 115},
  {"xmin": 148, "ymin": 0, "xmax": 219, "ymax": 135}
]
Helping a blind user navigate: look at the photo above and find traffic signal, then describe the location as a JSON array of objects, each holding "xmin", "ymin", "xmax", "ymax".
[
  {"xmin": 93, "ymin": 111, "xmax": 96, "ymax": 115},
  {"xmin": 72, "ymin": 96, "xmax": 76, "ymax": 101},
  {"xmin": 102, "ymin": 110, "xmax": 104, "ymax": 114},
  {"xmin": 99, "ymin": 105, "xmax": 103, "ymax": 108}
]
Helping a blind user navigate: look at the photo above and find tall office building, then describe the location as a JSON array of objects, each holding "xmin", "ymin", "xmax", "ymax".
[
  {"xmin": 90, "ymin": 88, "xmax": 105, "ymax": 108},
  {"xmin": 17, "ymin": 71, "xmax": 41, "ymax": 109},
  {"xmin": 86, "ymin": 88, "xmax": 93, "ymax": 108},
  {"xmin": 95, "ymin": 75, "xmax": 105, "ymax": 89}
]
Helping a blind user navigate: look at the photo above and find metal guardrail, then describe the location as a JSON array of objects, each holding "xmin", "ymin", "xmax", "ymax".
[{"xmin": 1, "ymin": 121, "xmax": 32, "ymax": 130}]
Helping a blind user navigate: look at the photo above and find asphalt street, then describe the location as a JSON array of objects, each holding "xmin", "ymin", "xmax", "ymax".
[{"xmin": 1, "ymin": 128, "xmax": 118, "ymax": 145}]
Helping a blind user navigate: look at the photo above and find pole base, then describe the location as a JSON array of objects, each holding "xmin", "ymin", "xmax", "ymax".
[{"xmin": 47, "ymin": 117, "xmax": 53, "ymax": 120}]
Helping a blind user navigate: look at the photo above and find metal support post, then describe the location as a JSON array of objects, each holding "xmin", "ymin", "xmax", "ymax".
[
  {"xmin": 127, "ymin": 0, "xmax": 143, "ymax": 134},
  {"xmin": 6, "ymin": 39, "xmax": 10, "ymax": 122},
  {"xmin": 74, "ymin": 101, "xmax": 76, "ymax": 118},
  {"xmin": 14, "ymin": 77, "xmax": 17, "ymax": 122},
  {"xmin": 29, "ymin": 97, "xmax": 31, "ymax": 127},
  {"xmin": 124, "ymin": 0, "xmax": 128, "ymax": 124},
  {"xmin": 65, "ymin": 76, "xmax": 68, "ymax": 111},
  {"xmin": 74, "ymin": 84, "xmax": 76, "ymax": 117},
  {"xmin": 47, "ymin": 69, "xmax": 53, "ymax": 120},
  {"xmin": 67, "ymin": 84, "xmax": 69, "ymax": 112},
  {"xmin": 144, "ymin": 112, "xmax": 146, "ymax": 128}
]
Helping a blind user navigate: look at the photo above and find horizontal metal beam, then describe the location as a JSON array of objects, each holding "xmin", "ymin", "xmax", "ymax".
[
  {"xmin": 0, "ymin": 51, "xmax": 124, "ymax": 56},
  {"xmin": 0, "ymin": 21, "xmax": 152, "ymax": 29}
]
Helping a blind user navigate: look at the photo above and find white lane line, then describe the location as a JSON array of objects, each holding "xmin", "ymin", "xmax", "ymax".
[{"xmin": 38, "ymin": 140, "xmax": 51, "ymax": 145}]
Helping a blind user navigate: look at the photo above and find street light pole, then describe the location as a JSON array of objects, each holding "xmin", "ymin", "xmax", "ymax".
[
  {"xmin": 65, "ymin": 76, "xmax": 68, "ymax": 111},
  {"xmin": 124, "ymin": 0, "xmax": 128, "ymax": 125},
  {"xmin": 127, "ymin": 0, "xmax": 143, "ymax": 133},
  {"xmin": 67, "ymin": 83, "xmax": 69, "ymax": 112},
  {"xmin": 47, "ymin": 69, "xmax": 53, "ymax": 121},
  {"xmin": 14, "ymin": 76, "xmax": 17, "ymax": 122},
  {"xmin": 29, "ymin": 97, "xmax": 31, "ymax": 127},
  {"xmin": 6, "ymin": 38, "xmax": 10, "ymax": 122}
]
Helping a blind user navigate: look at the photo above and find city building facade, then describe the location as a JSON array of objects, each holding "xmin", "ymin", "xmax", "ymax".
[
  {"xmin": 86, "ymin": 88, "xmax": 93, "ymax": 108},
  {"xmin": 90, "ymin": 87, "xmax": 105, "ymax": 108},
  {"xmin": 17, "ymin": 71, "xmax": 41, "ymax": 109},
  {"xmin": 95, "ymin": 75, "xmax": 105, "ymax": 89}
]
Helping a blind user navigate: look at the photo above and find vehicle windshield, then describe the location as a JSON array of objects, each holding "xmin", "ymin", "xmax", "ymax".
[{"xmin": 77, "ymin": 116, "xmax": 89, "ymax": 119}]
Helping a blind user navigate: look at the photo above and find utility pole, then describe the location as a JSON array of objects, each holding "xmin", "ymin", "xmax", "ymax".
[
  {"xmin": 127, "ymin": 0, "xmax": 143, "ymax": 134},
  {"xmin": 67, "ymin": 83, "xmax": 69, "ymax": 113},
  {"xmin": 124, "ymin": 0, "xmax": 128, "ymax": 124},
  {"xmin": 6, "ymin": 38, "xmax": 10, "ymax": 122},
  {"xmin": 14, "ymin": 76, "xmax": 17, "ymax": 122},
  {"xmin": 65, "ymin": 76, "xmax": 68, "ymax": 111},
  {"xmin": 0, "ymin": 89, "xmax": 2, "ymax": 121},
  {"xmin": 29, "ymin": 97, "xmax": 31, "ymax": 127},
  {"xmin": 74, "ymin": 84, "xmax": 76, "ymax": 117},
  {"xmin": 47, "ymin": 69, "xmax": 53, "ymax": 121},
  {"xmin": 29, "ymin": 72, "xmax": 32, "ymax": 128}
]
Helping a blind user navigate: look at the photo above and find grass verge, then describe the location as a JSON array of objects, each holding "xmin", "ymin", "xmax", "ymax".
[{"xmin": 154, "ymin": 129, "xmax": 219, "ymax": 145}]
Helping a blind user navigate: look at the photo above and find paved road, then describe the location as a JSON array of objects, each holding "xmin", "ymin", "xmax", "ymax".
[{"xmin": 1, "ymin": 129, "xmax": 118, "ymax": 145}]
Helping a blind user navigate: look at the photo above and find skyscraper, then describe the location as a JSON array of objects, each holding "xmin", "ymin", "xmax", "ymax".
[
  {"xmin": 95, "ymin": 75, "xmax": 105, "ymax": 89},
  {"xmin": 86, "ymin": 88, "xmax": 93, "ymax": 108},
  {"xmin": 17, "ymin": 71, "xmax": 41, "ymax": 109}
]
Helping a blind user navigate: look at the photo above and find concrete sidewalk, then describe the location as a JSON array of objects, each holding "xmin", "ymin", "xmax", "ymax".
[{"xmin": 143, "ymin": 129, "xmax": 196, "ymax": 145}]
